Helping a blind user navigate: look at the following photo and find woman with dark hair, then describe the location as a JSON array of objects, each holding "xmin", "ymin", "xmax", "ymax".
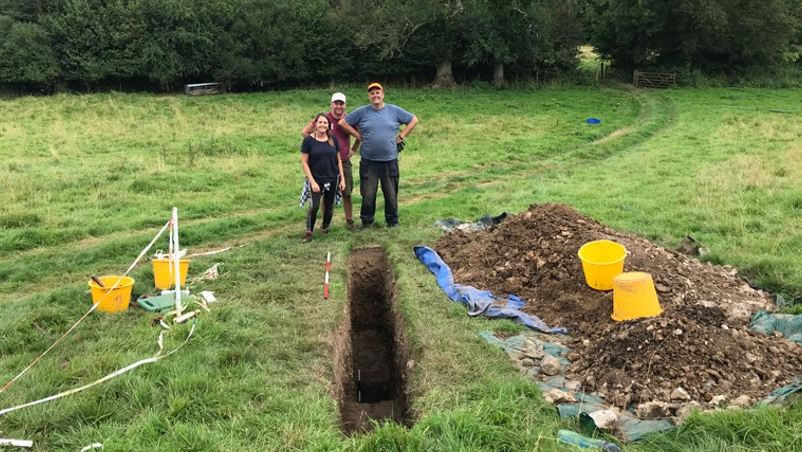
[{"xmin": 300, "ymin": 113, "xmax": 346, "ymax": 242}]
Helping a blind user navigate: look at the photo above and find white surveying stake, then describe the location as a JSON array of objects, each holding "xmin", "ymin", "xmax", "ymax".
[{"xmin": 172, "ymin": 207, "xmax": 183, "ymax": 314}]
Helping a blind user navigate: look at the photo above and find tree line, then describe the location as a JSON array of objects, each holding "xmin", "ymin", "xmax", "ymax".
[{"xmin": 1, "ymin": 0, "xmax": 801, "ymax": 92}]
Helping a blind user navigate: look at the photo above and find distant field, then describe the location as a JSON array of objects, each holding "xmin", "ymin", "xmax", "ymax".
[
  {"xmin": 2, "ymin": 86, "xmax": 801, "ymax": 297},
  {"xmin": 0, "ymin": 86, "xmax": 800, "ymax": 450}
]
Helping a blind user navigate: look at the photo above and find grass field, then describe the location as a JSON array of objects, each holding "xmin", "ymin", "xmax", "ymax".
[{"xmin": 1, "ymin": 84, "xmax": 801, "ymax": 451}]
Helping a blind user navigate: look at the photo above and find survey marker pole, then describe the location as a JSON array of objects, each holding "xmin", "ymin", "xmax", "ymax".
[{"xmin": 173, "ymin": 207, "xmax": 183, "ymax": 314}]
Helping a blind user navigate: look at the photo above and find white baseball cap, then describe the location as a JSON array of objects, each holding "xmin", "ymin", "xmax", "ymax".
[{"xmin": 331, "ymin": 92, "xmax": 346, "ymax": 103}]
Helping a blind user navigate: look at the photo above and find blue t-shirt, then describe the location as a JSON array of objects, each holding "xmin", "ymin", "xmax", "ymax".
[{"xmin": 345, "ymin": 104, "xmax": 414, "ymax": 161}]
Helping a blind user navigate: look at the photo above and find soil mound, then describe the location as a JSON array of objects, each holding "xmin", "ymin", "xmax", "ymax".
[{"xmin": 434, "ymin": 203, "xmax": 802, "ymax": 413}]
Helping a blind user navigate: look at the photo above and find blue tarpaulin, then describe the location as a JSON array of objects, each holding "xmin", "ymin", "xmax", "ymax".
[{"xmin": 414, "ymin": 245, "xmax": 566, "ymax": 334}]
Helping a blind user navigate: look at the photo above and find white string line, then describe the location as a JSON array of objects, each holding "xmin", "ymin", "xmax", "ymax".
[
  {"xmin": 186, "ymin": 246, "xmax": 233, "ymax": 258},
  {"xmin": 0, "ymin": 218, "xmax": 172, "ymax": 395},
  {"xmin": 122, "ymin": 219, "xmax": 173, "ymax": 277},
  {"xmin": 0, "ymin": 438, "xmax": 33, "ymax": 448},
  {"xmin": 0, "ymin": 322, "xmax": 195, "ymax": 417}
]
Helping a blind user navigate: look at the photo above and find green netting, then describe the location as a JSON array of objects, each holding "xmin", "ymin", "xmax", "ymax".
[
  {"xmin": 481, "ymin": 326, "xmax": 800, "ymax": 443},
  {"xmin": 750, "ymin": 311, "xmax": 802, "ymax": 344}
]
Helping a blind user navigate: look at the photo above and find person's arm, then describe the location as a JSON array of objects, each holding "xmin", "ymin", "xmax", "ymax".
[
  {"xmin": 337, "ymin": 153, "xmax": 346, "ymax": 192},
  {"xmin": 396, "ymin": 115, "xmax": 418, "ymax": 144},
  {"xmin": 339, "ymin": 118, "xmax": 361, "ymax": 141},
  {"xmin": 349, "ymin": 132, "xmax": 361, "ymax": 159},
  {"xmin": 300, "ymin": 140, "xmax": 320, "ymax": 192},
  {"xmin": 301, "ymin": 120, "xmax": 314, "ymax": 138}
]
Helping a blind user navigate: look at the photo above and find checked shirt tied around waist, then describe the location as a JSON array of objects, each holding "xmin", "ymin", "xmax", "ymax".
[{"xmin": 298, "ymin": 176, "xmax": 342, "ymax": 208}]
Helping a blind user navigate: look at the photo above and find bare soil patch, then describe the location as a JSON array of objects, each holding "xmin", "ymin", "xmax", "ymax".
[{"xmin": 434, "ymin": 204, "xmax": 802, "ymax": 415}]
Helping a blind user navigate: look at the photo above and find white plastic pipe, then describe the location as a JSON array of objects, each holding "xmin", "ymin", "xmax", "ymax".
[
  {"xmin": 0, "ymin": 439, "xmax": 33, "ymax": 448},
  {"xmin": 172, "ymin": 207, "xmax": 183, "ymax": 313}
]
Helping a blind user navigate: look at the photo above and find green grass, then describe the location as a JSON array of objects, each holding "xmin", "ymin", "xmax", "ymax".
[{"xmin": 0, "ymin": 85, "xmax": 801, "ymax": 450}]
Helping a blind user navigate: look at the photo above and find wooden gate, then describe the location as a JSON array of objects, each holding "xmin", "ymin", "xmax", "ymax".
[{"xmin": 633, "ymin": 71, "xmax": 676, "ymax": 88}]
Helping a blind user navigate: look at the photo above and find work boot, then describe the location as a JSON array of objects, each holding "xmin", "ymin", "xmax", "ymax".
[{"xmin": 301, "ymin": 231, "xmax": 312, "ymax": 243}]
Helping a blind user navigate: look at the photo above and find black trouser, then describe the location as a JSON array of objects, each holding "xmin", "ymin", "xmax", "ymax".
[
  {"xmin": 359, "ymin": 158, "xmax": 399, "ymax": 226},
  {"xmin": 306, "ymin": 186, "xmax": 336, "ymax": 232}
]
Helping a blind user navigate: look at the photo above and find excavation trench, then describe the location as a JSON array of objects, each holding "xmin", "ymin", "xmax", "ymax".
[{"xmin": 334, "ymin": 247, "xmax": 411, "ymax": 435}]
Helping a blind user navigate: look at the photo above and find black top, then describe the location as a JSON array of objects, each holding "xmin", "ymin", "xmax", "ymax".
[{"xmin": 301, "ymin": 135, "xmax": 340, "ymax": 184}]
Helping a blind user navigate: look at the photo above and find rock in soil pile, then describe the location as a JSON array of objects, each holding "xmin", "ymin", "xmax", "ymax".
[{"xmin": 434, "ymin": 203, "xmax": 802, "ymax": 417}]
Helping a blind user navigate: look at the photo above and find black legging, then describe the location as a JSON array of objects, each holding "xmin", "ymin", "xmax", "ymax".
[{"xmin": 306, "ymin": 185, "xmax": 336, "ymax": 232}]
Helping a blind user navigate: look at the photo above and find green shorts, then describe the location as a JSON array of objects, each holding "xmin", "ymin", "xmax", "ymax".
[{"xmin": 342, "ymin": 159, "xmax": 354, "ymax": 196}]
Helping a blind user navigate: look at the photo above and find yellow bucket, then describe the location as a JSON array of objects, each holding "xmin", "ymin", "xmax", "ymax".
[
  {"xmin": 152, "ymin": 259, "xmax": 190, "ymax": 290},
  {"xmin": 88, "ymin": 276, "xmax": 135, "ymax": 313},
  {"xmin": 577, "ymin": 240, "xmax": 627, "ymax": 290},
  {"xmin": 611, "ymin": 272, "xmax": 663, "ymax": 321}
]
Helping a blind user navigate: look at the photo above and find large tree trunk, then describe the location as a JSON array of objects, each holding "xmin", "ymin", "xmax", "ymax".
[
  {"xmin": 493, "ymin": 62, "xmax": 504, "ymax": 86},
  {"xmin": 431, "ymin": 60, "xmax": 457, "ymax": 88}
]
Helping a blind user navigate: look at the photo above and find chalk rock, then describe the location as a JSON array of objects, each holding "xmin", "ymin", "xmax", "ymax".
[
  {"xmin": 709, "ymin": 395, "xmax": 728, "ymax": 408},
  {"xmin": 670, "ymin": 387, "xmax": 691, "ymax": 401},
  {"xmin": 540, "ymin": 355, "xmax": 562, "ymax": 376},
  {"xmin": 636, "ymin": 401, "xmax": 672, "ymax": 419},
  {"xmin": 730, "ymin": 395, "xmax": 752, "ymax": 408},
  {"xmin": 519, "ymin": 357, "xmax": 536, "ymax": 368},
  {"xmin": 613, "ymin": 393, "xmax": 630, "ymax": 408},
  {"xmin": 676, "ymin": 401, "xmax": 703, "ymax": 420},
  {"xmin": 543, "ymin": 388, "xmax": 577, "ymax": 404},
  {"xmin": 522, "ymin": 341, "xmax": 544, "ymax": 359},
  {"xmin": 588, "ymin": 409, "xmax": 618, "ymax": 430}
]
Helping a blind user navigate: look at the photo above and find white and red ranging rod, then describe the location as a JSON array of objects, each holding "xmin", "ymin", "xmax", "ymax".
[{"xmin": 324, "ymin": 251, "xmax": 331, "ymax": 299}]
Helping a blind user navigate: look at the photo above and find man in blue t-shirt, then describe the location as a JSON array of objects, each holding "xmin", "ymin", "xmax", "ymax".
[{"xmin": 339, "ymin": 82, "xmax": 418, "ymax": 228}]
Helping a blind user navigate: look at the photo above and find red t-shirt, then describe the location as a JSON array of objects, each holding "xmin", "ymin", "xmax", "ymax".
[{"xmin": 308, "ymin": 112, "xmax": 352, "ymax": 161}]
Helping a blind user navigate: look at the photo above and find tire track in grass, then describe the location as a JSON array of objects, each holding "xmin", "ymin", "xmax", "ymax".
[
  {"xmin": 3, "ymin": 207, "xmax": 273, "ymax": 262},
  {"xmin": 577, "ymin": 87, "xmax": 676, "ymax": 160},
  {"xmin": 1, "ymin": 88, "xmax": 674, "ymax": 303},
  {"xmin": 4, "ymin": 86, "xmax": 669, "ymax": 265}
]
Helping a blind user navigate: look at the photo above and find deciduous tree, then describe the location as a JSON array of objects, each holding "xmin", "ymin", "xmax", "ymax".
[{"xmin": 0, "ymin": 19, "xmax": 60, "ymax": 87}]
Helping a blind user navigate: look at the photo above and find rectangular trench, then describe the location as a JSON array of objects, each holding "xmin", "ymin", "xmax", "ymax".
[{"xmin": 333, "ymin": 247, "xmax": 411, "ymax": 435}]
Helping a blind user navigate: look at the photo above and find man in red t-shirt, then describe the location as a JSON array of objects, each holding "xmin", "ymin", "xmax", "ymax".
[{"xmin": 302, "ymin": 92, "xmax": 361, "ymax": 229}]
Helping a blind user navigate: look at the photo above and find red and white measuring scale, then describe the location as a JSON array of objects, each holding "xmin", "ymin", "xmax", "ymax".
[{"xmin": 324, "ymin": 252, "xmax": 331, "ymax": 299}]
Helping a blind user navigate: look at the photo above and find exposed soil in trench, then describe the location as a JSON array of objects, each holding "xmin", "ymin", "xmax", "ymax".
[
  {"xmin": 333, "ymin": 247, "xmax": 411, "ymax": 435},
  {"xmin": 434, "ymin": 203, "xmax": 802, "ymax": 417}
]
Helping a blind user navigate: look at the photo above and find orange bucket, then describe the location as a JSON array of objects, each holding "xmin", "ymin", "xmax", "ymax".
[{"xmin": 88, "ymin": 276, "xmax": 135, "ymax": 313}]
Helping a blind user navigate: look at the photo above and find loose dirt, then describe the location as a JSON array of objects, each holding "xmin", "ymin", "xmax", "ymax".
[{"xmin": 434, "ymin": 203, "xmax": 802, "ymax": 417}]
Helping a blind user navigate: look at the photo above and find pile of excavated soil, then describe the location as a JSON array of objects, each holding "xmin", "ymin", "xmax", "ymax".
[{"xmin": 434, "ymin": 203, "xmax": 802, "ymax": 416}]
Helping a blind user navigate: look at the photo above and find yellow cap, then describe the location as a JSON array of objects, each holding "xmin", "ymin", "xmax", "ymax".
[{"xmin": 367, "ymin": 82, "xmax": 383, "ymax": 91}]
